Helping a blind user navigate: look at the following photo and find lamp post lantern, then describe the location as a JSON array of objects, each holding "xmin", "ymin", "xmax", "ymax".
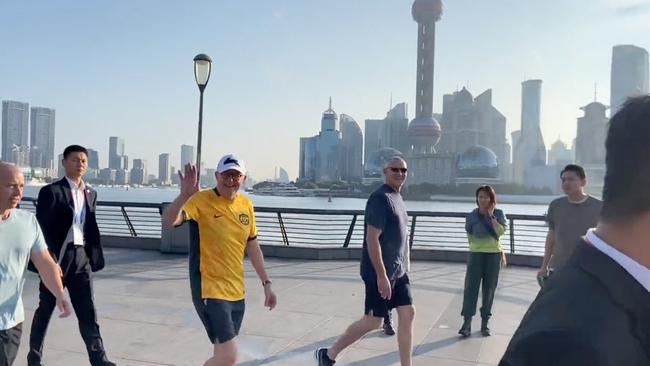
[{"xmin": 193, "ymin": 53, "xmax": 212, "ymax": 179}]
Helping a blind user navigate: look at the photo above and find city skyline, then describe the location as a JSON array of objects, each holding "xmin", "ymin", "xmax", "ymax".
[{"xmin": 1, "ymin": 0, "xmax": 649, "ymax": 179}]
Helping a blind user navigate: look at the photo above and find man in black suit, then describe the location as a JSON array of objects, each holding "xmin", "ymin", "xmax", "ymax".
[
  {"xmin": 500, "ymin": 96, "xmax": 650, "ymax": 365},
  {"xmin": 27, "ymin": 145, "xmax": 115, "ymax": 366}
]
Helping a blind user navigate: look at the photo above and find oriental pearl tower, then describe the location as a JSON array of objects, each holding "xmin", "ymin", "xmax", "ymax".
[{"xmin": 408, "ymin": 0, "xmax": 442, "ymax": 154}]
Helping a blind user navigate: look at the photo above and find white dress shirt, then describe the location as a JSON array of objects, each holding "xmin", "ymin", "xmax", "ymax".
[
  {"xmin": 64, "ymin": 176, "xmax": 87, "ymax": 246},
  {"xmin": 586, "ymin": 229, "xmax": 650, "ymax": 293}
]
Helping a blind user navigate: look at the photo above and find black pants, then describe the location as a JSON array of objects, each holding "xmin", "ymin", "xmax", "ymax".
[
  {"xmin": 28, "ymin": 245, "xmax": 108, "ymax": 366},
  {"xmin": 461, "ymin": 252, "xmax": 501, "ymax": 320},
  {"xmin": 0, "ymin": 323, "xmax": 21, "ymax": 366}
]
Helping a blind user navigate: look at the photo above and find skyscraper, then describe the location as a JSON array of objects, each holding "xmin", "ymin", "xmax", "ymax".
[
  {"xmin": 363, "ymin": 119, "xmax": 383, "ymax": 167},
  {"xmin": 437, "ymin": 87, "xmax": 508, "ymax": 178},
  {"xmin": 610, "ymin": 45, "xmax": 649, "ymax": 116},
  {"xmin": 298, "ymin": 136, "xmax": 318, "ymax": 182},
  {"xmin": 339, "ymin": 114, "xmax": 363, "ymax": 182},
  {"xmin": 87, "ymin": 149, "xmax": 100, "ymax": 170},
  {"xmin": 316, "ymin": 98, "xmax": 342, "ymax": 182},
  {"xmin": 2, "ymin": 100, "xmax": 29, "ymax": 163},
  {"xmin": 575, "ymin": 102, "xmax": 608, "ymax": 166},
  {"xmin": 29, "ymin": 107, "xmax": 56, "ymax": 169},
  {"xmin": 408, "ymin": 0, "xmax": 443, "ymax": 154},
  {"xmin": 276, "ymin": 167, "xmax": 290, "ymax": 183},
  {"xmin": 108, "ymin": 136, "xmax": 125, "ymax": 170},
  {"xmin": 512, "ymin": 79, "xmax": 547, "ymax": 185},
  {"xmin": 158, "ymin": 153, "xmax": 171, "ymax": 185},
  {"xmin": 363, "ymin": 103, "xmax": 409, "ymax": 170},
  {"xmin": 181, "ymin": 144, "xmax": 195, "ymax": 168},
  {"xmin": 382, "ymin": 104, "xmax": 410, "ymax": 154},
  {"xmin": 131, "ymin": 159, "xmax": 147, "ymax": 185}
]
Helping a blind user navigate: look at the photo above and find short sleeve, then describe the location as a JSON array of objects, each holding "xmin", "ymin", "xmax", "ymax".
[
  {"xmin": 248, "ymin": 202, "xmax": 258, "ymax": 240},
  {"xmin": 30, "ymin": 215, "xmax": 48, "ymax": 253},
  {"xmin": 365, "ymin": 194, "xmax": 388, "ymax": 231},
  {"xmin": 545, "ymin": 201, "xmax": 555, "ymax": 229},
  {"xmin": 181, "ymin": 193, "xmax": 200, "ymax": 223}
]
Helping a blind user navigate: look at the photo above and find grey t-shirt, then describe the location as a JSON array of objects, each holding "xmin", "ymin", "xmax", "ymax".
[
  {"xmin": 546, "ymin": 196, "xmax": 602, "ymax": 269},
  {"xmin": 360, "ymin": 184, "xmax": 409, "ymax": 282}
]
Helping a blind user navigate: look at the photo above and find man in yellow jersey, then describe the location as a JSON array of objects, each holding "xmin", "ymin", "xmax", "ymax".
[{"xmin": 163, "ymin": 154, "xmax": 277, "ymax": 366}]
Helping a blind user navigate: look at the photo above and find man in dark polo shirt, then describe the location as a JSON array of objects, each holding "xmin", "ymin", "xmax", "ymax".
[{"xmin": 316, "ymin": 156, "xmax": 415, "ymax": 366}]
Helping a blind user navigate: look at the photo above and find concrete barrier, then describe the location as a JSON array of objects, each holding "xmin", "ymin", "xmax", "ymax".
[{"xmin": 102, "ymin": 235, "xmax": 541, "ymax": 268}]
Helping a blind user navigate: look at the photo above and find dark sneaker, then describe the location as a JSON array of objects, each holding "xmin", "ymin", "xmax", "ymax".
[
  {"xmin": 383, "ymin": 321, "xmax": 396, "ymax": 336},
  {"xmin": 458, "ymin": 318, "xmax": 472, "ymax": 338},
  {"xmin": 481, "ymin": 318, "xmax": 491, "ymax": 337},
  {"xmin": 315, "ymin": 347, "xmax": 335, "ymax": 365}
]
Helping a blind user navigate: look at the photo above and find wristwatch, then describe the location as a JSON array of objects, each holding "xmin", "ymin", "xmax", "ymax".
[{"xmin": 262, "ymin": 279, "xmax": 273, "ymax": 287}]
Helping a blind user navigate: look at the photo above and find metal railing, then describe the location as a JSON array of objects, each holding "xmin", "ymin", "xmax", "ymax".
[
  {"xmin": 20, "ymin": 198, "xmax": 163, "ymax": 239},
  {"xmin": 20, "ymin": 198, "xmax": 548, "ymax": 255}
]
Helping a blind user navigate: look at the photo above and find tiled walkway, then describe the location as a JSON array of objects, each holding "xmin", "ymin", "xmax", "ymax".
[{"xmin": 15, "ymin": 248, "xmax": 539, "ymax": 365}]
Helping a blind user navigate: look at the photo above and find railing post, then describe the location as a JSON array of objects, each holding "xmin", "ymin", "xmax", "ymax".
[
  {"xmin": 509, "ymin": 217, "xmax": 515, "ymax": 254},
  {"xmin": 121, "ymin": 206, "xmax": 137, "ymax": 237},
  {"xmin": 343, "ymin": 214, "xmax": 357, "ymax": 248},
  {"xmin": 277, "ymin": 212, "xmax": 290, "ymax": 246},
  {"xmin": 409, "ymin": 215, "xmax": 417, "ymax": 249}
]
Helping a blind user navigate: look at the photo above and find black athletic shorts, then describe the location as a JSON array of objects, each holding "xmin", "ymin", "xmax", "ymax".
[
  {"xmin": 196, "ymin": 299, "xmax": 245, "ymax": 344},
  {"xmin": 364, "ymin": 274, "xmax": 413, "ymax": 318},
  {"xmin": 0, "ymin": 322, "xmax": 22, "ymax": 366}
]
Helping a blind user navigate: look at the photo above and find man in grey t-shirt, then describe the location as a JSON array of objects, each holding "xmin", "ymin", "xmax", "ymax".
[
  {"xmin": 316, "ymin": 157, "xmax": 415, "ymax": 366},
  {"xmin": 539, "ymin": 164, "xmax": 602, "ymax": 281}
]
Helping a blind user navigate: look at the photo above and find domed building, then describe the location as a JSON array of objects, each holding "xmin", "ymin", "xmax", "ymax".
[
  {"xmin": 364, "ymin": 148, "xmax": 404, "ymax": 178},
  {"xmin": 407, "ymin": 116, "xmax": 441, "ymax": 154},
  {"xmin": 456, "ymin": 145, "xmax": 499, "ymax": 179}
]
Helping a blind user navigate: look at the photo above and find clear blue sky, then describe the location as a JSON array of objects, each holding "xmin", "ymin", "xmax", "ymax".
[{"xmin": 1, "ymin": 0, "xmax": 649, "ymax": 180}]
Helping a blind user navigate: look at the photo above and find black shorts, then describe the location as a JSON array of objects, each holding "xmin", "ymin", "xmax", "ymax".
[
  {"xmin": 195, "ymin": 299, "xmax": 245, "ymax": 344},
  {"xmin": 364, "ymin": 274, "xmax": 413, "ymax": 318},
  {"xmin": 0, "ymin": 323, "xmax": 22, "ymax": 366}
]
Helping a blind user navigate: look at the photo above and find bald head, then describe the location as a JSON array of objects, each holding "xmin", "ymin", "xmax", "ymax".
[
  {"xmin": 0, "ymin": 162, "xmax": 24, "ymax": 211},
  {"xmin": 0, "ymin": 162, "xmax": 21, "ymax": 179}
]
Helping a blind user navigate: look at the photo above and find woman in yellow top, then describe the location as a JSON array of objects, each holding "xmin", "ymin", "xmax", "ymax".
[{"xmin": 459, "ymin": 185, "xmax": 507, "ymax": 338}]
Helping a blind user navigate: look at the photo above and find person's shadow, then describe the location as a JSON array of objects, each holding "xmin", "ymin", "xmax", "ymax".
[{"xmin": 237, "ymin": 334, "xmax": 461, "ymax": 366}]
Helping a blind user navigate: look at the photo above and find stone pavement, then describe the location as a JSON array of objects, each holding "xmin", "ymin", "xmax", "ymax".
[{"xmin": 15, "ymin": 248, "xmax": 540, "ymax": 366}]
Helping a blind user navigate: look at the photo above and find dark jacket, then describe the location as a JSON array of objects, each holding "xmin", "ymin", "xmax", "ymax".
[
  {"xmin": 29, "ymin": 178, "xmax": 104, "ymax": 272},
  {"xmin": 500, "ymin": 241, "xmax": 650, "ymax": 366}
]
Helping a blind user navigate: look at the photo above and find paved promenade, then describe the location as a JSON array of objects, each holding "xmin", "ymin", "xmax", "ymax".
[{"xmin": 16, "ymin": 248, "xmax": 540, "ymax": 366}]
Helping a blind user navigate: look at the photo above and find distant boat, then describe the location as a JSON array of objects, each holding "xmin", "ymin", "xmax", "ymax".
[
  {"xmin": 253, "ymin": 183, "xmax": 305, "ymax": 197},
  {"xmin": 25, "ymin": 178, "xmax": 47, "ymax": 187}
]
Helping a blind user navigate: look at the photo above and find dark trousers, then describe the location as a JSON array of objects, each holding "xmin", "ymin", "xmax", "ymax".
[
  {"xmin": 28, "ymin": 245, "xmax": 108, "ymax": 366},
  {"xmin": 461, "ymin": 252, "xmax": 501, "ymax": 320},
  {"xmin": 0, "ymin": 323, "xmax": 21, "ymax": 366}
]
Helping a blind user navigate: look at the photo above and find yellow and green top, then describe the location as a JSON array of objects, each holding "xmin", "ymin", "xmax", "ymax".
[
  {"xmin": 182, "ymin": 189, "xmax": 257, "ymax": 301},
  {"xmin": 465, "ymin": 208, "xmax": 507, "ymax": 253}
]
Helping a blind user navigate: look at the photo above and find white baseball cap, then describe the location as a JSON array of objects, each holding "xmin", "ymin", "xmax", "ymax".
[{"xmin": 217, "ymin": 154, "xmax": 246, "ymax": 174}]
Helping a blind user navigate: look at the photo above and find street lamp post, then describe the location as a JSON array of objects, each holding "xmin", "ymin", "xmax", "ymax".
[{"xmin": 193, "ymin": 53, "xmax": 212, "ymax": 180}]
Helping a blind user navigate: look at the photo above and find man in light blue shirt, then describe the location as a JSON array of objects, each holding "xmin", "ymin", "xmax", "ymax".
[{"xmin": 0, "ymin": 162, "xmax": 71, "ymax": 365}]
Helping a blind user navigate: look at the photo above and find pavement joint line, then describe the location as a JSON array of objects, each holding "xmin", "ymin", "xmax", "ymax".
[{"xmin": 264, "ymin": 314, "xmax": 337, "ymax": 357}]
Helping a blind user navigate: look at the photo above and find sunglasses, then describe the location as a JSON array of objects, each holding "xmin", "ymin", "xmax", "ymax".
[
  {"xmin": 388, "ymin": 167, "xmax": 408, "ymax": 173},
  {"xmin": 220, "ymin": 172, "xmax": 244, "ymax": 180}
]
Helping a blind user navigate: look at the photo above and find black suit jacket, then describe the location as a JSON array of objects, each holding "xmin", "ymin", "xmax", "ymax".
[
  {"xmin": 30, "ymin": 178, "xmax": 105, "ymax": 272},
  {"xmin": 500, "ymin": 241, "xmax": 650, "ymax": 366}
]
